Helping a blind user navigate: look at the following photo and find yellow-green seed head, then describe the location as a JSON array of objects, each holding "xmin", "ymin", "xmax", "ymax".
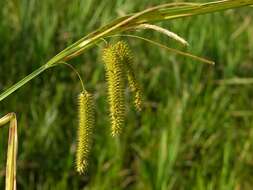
[
  {"xmin": 114, "ymin": 41, "xmax": 142, "ymax": 111},
  {"xmin": 76, "ymin": 91, "xmax": 95, "ymax": 174},
  {"xmin": 134, "ymin": 87, "xmax": 142, "ymax": 112},
  {"xmin": 102, "ymin": 44, "xmax": 126, "ymax": 137}
]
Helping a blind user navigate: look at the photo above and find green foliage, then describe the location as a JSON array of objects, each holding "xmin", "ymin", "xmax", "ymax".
[{"xmin": 0, "ymin": 0, "xmax": 253, "ymax": 189}]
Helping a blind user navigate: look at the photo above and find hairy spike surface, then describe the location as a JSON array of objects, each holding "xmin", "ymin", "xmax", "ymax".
[
  {"xmin": 102, "ymin": 43, "xmax": 126, "ymax": 137},
  {"xmin": 114, "ymin": 41, "xmax": 142, "ymax": 111},
  {"xmin": 76, "ymin": 91, "xmax": 95, "ymax": 174}
]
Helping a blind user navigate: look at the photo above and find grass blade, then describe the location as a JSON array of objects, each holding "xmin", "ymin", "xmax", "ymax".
[
  {"xmin": 0, "ymin": 65, "xmax": 47, "ymax": 101},
  {"xmin": 108, "ymin": 34, "xmax": 215, "ymax": 65},
  {"xmin": 0, "ymin": 113, "xmax": 18, "ymax": 190}
]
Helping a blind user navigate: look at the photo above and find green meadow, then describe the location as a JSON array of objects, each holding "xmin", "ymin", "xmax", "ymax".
[{"xmin": 0, "ymin": 0, "xmax": 253, "ymax": 189}]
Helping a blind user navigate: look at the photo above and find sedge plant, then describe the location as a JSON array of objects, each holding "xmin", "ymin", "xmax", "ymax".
[{"xmin": 0, "ymin": 0, "xmax": 253, "ymax": 189}]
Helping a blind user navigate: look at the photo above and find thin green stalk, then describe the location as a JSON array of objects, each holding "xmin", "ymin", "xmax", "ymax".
[
  {"xmin": 57, "ymin": 62, "xmax": 86, "ymax": 92},
  {"xmin": 107, "ymin": 34, "xmax": 215, "ymax": 65}
]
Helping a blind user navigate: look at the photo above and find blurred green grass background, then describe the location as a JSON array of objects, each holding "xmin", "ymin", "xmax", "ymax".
[{"xmin": 0, "ymin": 0, "xmax": 253, "ymax": 189}]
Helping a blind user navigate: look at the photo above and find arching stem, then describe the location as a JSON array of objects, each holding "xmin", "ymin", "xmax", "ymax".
[{"xmin": 56, "ymin": 61, "xmax": 86, "ymax": 92}]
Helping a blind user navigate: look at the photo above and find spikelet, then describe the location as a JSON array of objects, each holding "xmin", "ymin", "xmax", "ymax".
[
  {"xmin": 76, "ymin": 91, "xmax": 95, "ymax": 174},
  {"xmin": 114, "ymin": 41, "xmax": 142, "ymax": 111},
  {"xmin": 133, "ymin": 88, "xmax": 142, "ymax": 112},
  {"xmin": 102, "ymin": 43, "xmax": 126, "ymax": 137}
]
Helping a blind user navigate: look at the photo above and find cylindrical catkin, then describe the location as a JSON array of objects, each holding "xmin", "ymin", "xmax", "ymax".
[
  {"xmin": 114, "ymin": 41, "xmax": 142, "ymax": 111},
  {"xmin": 102, "ymin": 44, "xmax": 126, "ymax": 137},
  {"xmin": 76, "ymin": 91, "xmax": 95, "ymax": 174}
]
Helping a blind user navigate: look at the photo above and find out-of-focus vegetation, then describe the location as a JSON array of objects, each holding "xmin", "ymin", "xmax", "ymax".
[{"xmin": 0, "ymin": 0, "xmax": 253, "ymax": 189}]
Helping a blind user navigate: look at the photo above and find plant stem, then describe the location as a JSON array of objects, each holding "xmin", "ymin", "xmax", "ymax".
[{"xmin": 0, "ymin": 65, "xmax": 48, "ymax": 101}]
